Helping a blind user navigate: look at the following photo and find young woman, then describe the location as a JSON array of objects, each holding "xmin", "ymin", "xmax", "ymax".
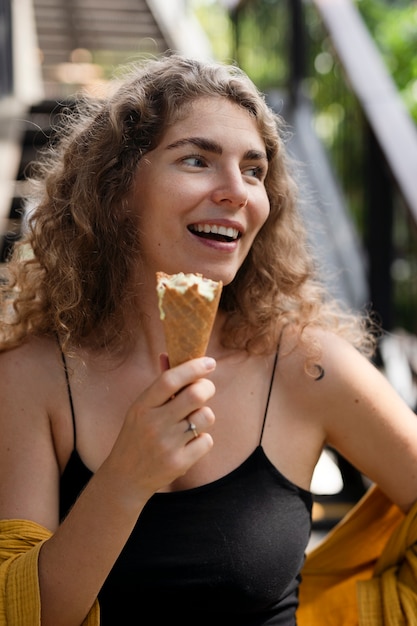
[{"xmin": 1, "ymin": 54, "xmax": 416, "ymax": 626}]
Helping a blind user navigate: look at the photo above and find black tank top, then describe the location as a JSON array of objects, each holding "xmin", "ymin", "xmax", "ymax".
[{"xmin": 59, "ymin": 351, "xmax": 312, "ymax": 625}]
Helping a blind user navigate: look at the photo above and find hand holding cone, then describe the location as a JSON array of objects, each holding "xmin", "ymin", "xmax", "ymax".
[{"xmin": 156, "ymin": 272, "xmax": 223, "ymax": 367}]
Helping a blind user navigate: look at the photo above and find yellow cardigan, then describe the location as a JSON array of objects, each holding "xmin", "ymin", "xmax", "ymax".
[
  {"xmin": 298, "ymin": 485, "xmax": 417, "ymax": 625},
  {"xmin": 1, "ymin": 486, "xmax": 417, "ymax": 625},
  {"xmin": 0, "ymin": 519, "xmax": 99, "ymax": 625}
]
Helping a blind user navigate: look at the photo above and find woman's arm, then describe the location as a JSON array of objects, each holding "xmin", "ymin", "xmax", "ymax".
[{"xmin": 313, "ymin": 330, "xmax": 417, "ymax": 513}]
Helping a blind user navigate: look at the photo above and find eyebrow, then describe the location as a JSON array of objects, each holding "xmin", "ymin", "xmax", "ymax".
[{"xmin": 166, "ymin": 137, "xmax": 268, "ymax": 162}]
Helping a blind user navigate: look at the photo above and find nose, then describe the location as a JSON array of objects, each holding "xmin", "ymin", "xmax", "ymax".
[{"xmin": 211, "ymin": 167, "xmax": 249, "ymax": 209}]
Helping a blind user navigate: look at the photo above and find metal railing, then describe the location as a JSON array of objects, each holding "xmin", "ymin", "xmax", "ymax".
[{"xmin": 0, "ymin": 0, "xmax": 13, "ymax": 100}]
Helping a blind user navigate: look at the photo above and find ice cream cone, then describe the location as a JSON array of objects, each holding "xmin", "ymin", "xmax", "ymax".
[{"xmin": 156, "ymin": 272, "xmax": 223, "ymax": 367}]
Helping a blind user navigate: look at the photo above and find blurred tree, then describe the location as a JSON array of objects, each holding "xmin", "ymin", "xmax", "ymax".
[{"xmin": 358, "ymin": 0, "xmax": 417, "ymax": 122}]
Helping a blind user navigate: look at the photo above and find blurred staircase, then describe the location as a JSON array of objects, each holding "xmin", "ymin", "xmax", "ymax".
[
  {"xmin": 0, "ymin": 0, "xmax": 212, "ymax": 265},
  {"xmin": 1, "ymin": 99, "xmax": 75, "ymax": 261}
]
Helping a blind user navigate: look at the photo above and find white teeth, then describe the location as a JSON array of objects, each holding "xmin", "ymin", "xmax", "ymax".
[
  {"xmin": 218, "ymin": 226, "xmax": 236, "ymax": 238},
  {"xmin": 191, "ymin": 224, "xmax": 239, "ymax": 239}
]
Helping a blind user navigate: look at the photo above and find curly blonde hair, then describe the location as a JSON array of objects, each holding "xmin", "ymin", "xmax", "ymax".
[{"xmin": 0, "ymin": 54, "xmax": 376, "ymax": 362}]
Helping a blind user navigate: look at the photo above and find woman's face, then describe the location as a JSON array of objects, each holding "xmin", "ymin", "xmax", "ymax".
[{"xmin": 130, "ymin": 96, "xmax": 270, "ymax": 286}]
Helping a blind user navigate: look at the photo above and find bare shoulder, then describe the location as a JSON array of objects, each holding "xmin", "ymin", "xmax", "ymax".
[
  {"xmin": 278, "ymin": 324, "xmax": 376, "ymax": 389},
  {"xmin": 257, "ymin": 325, "xmax": 365, "ymax": 490},
  {"xmin": 0, "ymin": 335, "xmax": 64, "ymax": 403},
  {"xmin": 278, "ymin": 325, "xmax": 417, "ymax": 511},
  {"xmin": 0, "ymin": 333, "xmax": 60, "ymax": 370},
  {"xmin": 276, "ymin": 324, "xmax": 401, "ymax": 424},
  {"xmin": 0, "ymin": 336, "xmax": 66, "ymax": 528}
]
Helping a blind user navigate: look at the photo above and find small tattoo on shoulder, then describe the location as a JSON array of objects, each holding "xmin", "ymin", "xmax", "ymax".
[{"xmin": 314, "ymin": 365, "xmax": 325, "ymax": 381}]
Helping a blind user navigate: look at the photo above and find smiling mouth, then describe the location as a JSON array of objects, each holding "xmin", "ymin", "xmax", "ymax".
[{"xmin": 188, "ymin": 223, "xmax": 241, "ymax": 243}]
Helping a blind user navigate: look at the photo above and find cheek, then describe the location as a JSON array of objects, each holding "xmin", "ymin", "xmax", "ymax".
[
  {"xmin": 243, "ymin": 200, "xmax": 270, "ymax": 254},
  {"xmin": 261, "ymin": 201, "xmax": 271, "ymax": 225},
  {"xmin": 253, "ymin": 193, "xmax": 271, "ymax": 231}
]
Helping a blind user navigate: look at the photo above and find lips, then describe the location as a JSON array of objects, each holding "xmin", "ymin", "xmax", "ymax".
[{"xmin": 188, "ymin": 223, "xmax": 241, "ymax": 242}]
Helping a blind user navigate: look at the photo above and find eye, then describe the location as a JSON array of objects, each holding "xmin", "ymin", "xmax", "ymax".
[
  {"xmin": 181, "ymin": 155, "xmax": 207, "ymax": 168},
  {"xmin": 243, "ymin": 165, "xmax": 266, "ymax": 180}
]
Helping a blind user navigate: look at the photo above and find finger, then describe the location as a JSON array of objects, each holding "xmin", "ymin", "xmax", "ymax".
[
  {"xmin": 184, "ymin": 419, "xmax": 199, "ymax": 440},
  {"xmin": 147, "ymin": 357, "xmax": 216, "ymax": 407},
  {"xmin": 183, "ymin": 432, "xmax": 214, "ymax": 458},
  {"xmin": 182, "ymin": 406, "xmax": 215, "ymax": 442},
  {"xmin": 159, "ymin": 353, "xmax": 170, "ymax": 373},
  {"xmin": 168, "ymin": 378, "xmax": 215, "ymax": 423}
]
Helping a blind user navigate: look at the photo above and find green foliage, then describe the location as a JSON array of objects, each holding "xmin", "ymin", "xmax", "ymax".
[
  {"xmin": 357, "ymin": 0, "xmax": 417, "ymax": 122},
  {"xmin": 190, "ymin": 1, "xmax": 234, "ymax": 62},
  {"xmin": 190, "ymin": 0, "xmax": 290, "ymax": 91},
  {"xmin": 193, "ymin": 1, "xmax": 417, "ymax": 122}
]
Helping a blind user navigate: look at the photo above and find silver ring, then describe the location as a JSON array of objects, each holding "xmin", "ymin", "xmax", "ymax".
[{"xmin": 185, "ymin": 420, "xmax": 199, "ymax": 438}]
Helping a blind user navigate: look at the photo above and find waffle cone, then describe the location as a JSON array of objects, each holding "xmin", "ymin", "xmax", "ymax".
[{"xmin": 156, "ymin": 272, "xmax": 222, "ymax": 367}]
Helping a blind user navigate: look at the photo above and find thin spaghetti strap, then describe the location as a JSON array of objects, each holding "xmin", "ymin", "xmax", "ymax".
[
  {"xmin": 60, "ymin": 350, "xmax": 77, "ymax": 451},
  {"xmin": 259, "ymin": 351, "xmax": 278, "ymax": 445},
  {"xmin": 259, "ymin": 332, "xmax": 283, "ymax": 446}
]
